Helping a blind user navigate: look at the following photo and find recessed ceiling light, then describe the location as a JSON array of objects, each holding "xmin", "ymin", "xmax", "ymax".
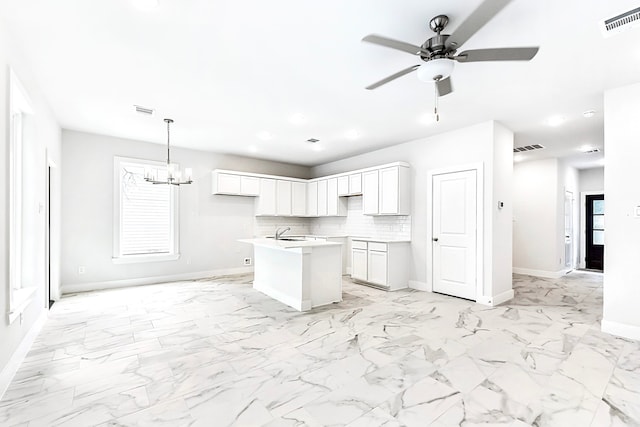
[
  {"xmin": 133, "ymin": 0, "xmax": 159, "ymax": 10},
  {"xmin": 545, "ymin": 115, "xmax": 566, "ymax": 127},
  {"xmin": 256, "ymin": 131, "xmax": 274, "ymax": 141},
  {"xmin": 289, "ymin": 113, "xmax": 307, "ymax": 125},
  {"xmin": 247, "ymin": 145, "xmax": 258, "ymax": 153},
  {"xmin": 419, "ymin": 112, "xmax": 437, "ymax": 125},
  {"xmin": 345, "ymin": 130, "xmax": 361, "ymax": 140},
  {"xmin": 513, "ymin": 154, "xmax": 524, "ymax": 162},
  {"xmin": 583, "ymin": 110, "xmax": 596, "ymax": 118}
]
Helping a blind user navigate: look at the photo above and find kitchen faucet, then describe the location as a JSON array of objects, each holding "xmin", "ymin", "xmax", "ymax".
[{"xmin": 275, "ymin": 226, "xmax": 291, "ymax": 240}]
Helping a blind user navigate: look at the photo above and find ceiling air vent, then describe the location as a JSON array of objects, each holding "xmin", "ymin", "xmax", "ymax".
[
  {"xmin": 600, "ymin": 6, "xmax": 640, "ymax": 38},
  {"xmin": 306, "ymin": 138, "xmax": 320, "ymax": 143},
  {"xmin": 134, "ymin": 105, "xmax": 155, "ymax": 116},
  {"xmin": 513, "ymin": 144, "xmax": 545, "ymax": 153}
]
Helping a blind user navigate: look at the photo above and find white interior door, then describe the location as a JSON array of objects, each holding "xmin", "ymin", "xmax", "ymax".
[{"xmin": 432, "ymin": 169, "xmax": 477, "ymax": 300}]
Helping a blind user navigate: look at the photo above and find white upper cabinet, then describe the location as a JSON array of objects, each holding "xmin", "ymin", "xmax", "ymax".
[
  {"xmin": 215, "ymin": 162, "xmax": 409, "ymax": 217},
  {"xmin": 276, "ymin": 180, "xmax": 292, "ymax": 216},
  {"xmin": 362, "ymin": 170, "xmax": 379, "ymax": 215},
  {"xmin": 212, "ymin": 171, "xmax": 260, "ymax": 196},
  {"xmin": 306, "ymin": 181, "xmax": 318, "ymax": 217},
  {"xmin": 292, "ymin": 181, "xmax": 306, "ymax": 216},
  {"xmin": 256, "ymin": 178, "xmax": 277, "ymax": 215},
  {"xmin": 337, "ymin": 176, "xmax": 349, "ymax": 196},
  {"xmin": 349, "ymin": 173, "xmax": 362, "ymax": 195},
  {"xmin": 317, "ymin": 179, "xmax": 328, "ymax": 216}
]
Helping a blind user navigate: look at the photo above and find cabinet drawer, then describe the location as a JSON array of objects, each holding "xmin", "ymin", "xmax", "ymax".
[
  {"xmin": 368, "ymin": 242, "xmax": 387, "ymax": 252},
  {"xmin": 352, "ymin": 240, "xmax": 368, "ymax": 250}
]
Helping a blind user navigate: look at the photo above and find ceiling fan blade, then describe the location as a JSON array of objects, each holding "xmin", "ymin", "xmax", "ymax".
[
  {"xmin": 365, "ymin": 65, "xmax": 420, "ymax": 90},
  {"xmin": 362, "ymin": 34, "xmax": 425, "ymax": 56},
  {"xmin": 445, "ymin": 0, "xmax": 512, "ymax": 50},
  {"xmin": 436, "ymin": 77, "xmax": 453, "ymax": 96},
  {"xmin": 455, "ymin": 47, "xmax": 539, "ymax": 62}
]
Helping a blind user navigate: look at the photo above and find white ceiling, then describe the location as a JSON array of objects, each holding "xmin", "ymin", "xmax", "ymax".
[{"xmin": 2, "ymin": 0, "xmax": 640, "ymax": 167}]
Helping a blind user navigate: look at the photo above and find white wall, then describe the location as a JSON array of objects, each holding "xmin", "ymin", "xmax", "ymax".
[
  {"xmin": 579, "ymin": 167, "xmax": 604, "ymax": 193},
  {"xmin": 513, "ymin": 159, "xmax": 559, "ymax": 274},
  {"xmin": 61, "ymin": 130, "xmax": 310, "ymax": 292},
  {"xmin": 0, "ymin": 26, "xmax": 62, "ymax": 384},
  {"xmin": 312, "ymin": 121, "xmax": 514, "ymax": 302},
  {"xmin": 559, "ymin": 160, "xmax": 580, "ymax": 269},
  {"xmin": 602, "ymin": 82, "xmax": 640, "ymax": 340}
]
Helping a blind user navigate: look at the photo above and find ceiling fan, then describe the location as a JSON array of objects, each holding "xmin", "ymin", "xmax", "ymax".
[{"xmin": 362, "ymin": 0, "xmax": 539, "ymax": 97}]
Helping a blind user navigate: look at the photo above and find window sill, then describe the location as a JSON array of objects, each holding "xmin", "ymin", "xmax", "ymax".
[
  {"xmin": 8, "ymin": 286, "xmax": 37, "ymax": 324},
  {"xmin": 112, "ymin": 253, "xmax": 180, "ymax": 264}
]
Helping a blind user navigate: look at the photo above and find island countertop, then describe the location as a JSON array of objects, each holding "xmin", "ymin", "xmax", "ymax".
[{"xmin": 239, "ymin": 237, "xmax": 342, "ymax": 249}]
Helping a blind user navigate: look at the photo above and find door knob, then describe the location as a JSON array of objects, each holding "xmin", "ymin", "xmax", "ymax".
[{"xmin": 433, "ymin": 237, "xmax": 438, "ymax": 242}]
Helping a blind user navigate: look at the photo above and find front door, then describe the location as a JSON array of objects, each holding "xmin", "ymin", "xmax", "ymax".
[
  {"xmin": 432, "ymin": 169, "xmax": 477, "ymax": 300},
  {"xmin": 585, "ymin": 194, "xmax": 604, "ymax": 270}
]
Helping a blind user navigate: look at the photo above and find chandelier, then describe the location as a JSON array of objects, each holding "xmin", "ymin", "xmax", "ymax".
[{"xmin": 144, "ymin": 118, "xmax": 193, "ymax": 186}]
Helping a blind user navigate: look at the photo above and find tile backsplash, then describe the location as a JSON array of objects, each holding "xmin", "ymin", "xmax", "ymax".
[{"xmin": 255, "ymin": 196, "xmax": 411, "ymax": 240}]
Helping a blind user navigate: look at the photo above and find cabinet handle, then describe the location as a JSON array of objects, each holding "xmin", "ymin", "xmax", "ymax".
[{"xmin": 433, "ymin": 237, "xmax": 438, "ymax": 242}]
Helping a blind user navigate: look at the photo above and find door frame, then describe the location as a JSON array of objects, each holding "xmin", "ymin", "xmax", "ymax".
[
  {"xmin": 579, "ymin": 191, "xmax": 604, "ymax": 269},
  {"xmin": 45, "ymin": 152, "xmax": 58, "ymax": 307},
  {"xmin": 426, "ymin": 163, "xmax": 484, "ymax": 300}
]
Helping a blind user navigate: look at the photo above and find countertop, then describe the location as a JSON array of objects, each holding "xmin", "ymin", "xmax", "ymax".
[
  {"xmin": 350, "ymin": 237, "xmax": 411, "ymax": 243},
  {"xmin": 239, "ymin": 238, "xmax": 343, "ymax": 249}
]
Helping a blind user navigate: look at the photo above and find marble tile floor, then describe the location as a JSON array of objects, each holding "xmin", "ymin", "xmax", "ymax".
[{"xmin": 1, "ymin": 272, "xmax": 639, "ymax": 426}]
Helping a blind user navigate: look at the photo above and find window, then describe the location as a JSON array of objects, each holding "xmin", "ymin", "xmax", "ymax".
[
  {"xmin": 592, "ymin": 199, "xmax": 605, "ymax": 246},
  {"xmin": 113, "ymin": 157, "xmax": 179, "ymax": 263},
  {"xmin": 8, "ymin": 69, "xmax": 36, "ymax": 323}
]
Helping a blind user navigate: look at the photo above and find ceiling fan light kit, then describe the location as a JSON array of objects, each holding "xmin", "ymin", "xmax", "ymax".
[{"xmin": 416, "ymin": 58, "xmax": 455, "ymax": 83}]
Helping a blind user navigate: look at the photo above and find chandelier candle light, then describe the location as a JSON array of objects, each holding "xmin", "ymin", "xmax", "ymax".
[{"xmin": 144, "ymin": 118, "xmax": 193, "ymax": 186}]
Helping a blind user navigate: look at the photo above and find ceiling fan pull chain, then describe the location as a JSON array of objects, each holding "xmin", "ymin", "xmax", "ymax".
[{"xmin": 434, "ymin": 83, "xmax": 440, "ymax": 122}]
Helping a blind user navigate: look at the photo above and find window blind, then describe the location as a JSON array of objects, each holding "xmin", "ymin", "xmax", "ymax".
[{"xmin": 120, "ymin": 163, "xmax": 171, "ymax": 256}]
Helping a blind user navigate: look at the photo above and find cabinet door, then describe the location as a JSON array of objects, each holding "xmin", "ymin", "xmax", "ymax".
[
  {"xmin": 215, "ymin": 173, "xmax": 241, "ymax": 194},
  {"xmin": 240, "ymin": 176, "xmax": 260, "ymax": 196},
  {"xmin": 276, "ymin": 180, "xmax": 292, "ymax": 216},
  {"xmin": 291, "ymin": 181, "xmax": 306, "ymax": 216},
  {"xmin": 306, "ymin": 182, "xmax": 318, "ymax": 216},
  {"xmin": 367, "ymin": 250, "xmax": 388, "ymax": 286},
  {"xmin": 317, "ymin": 179, "xmax": 328, "ymax": 216},
  {"xmin": 362, "ymin": 171, "xmax": 379, "ymax": 215},
  {"xmin": 337, "ymin": 176, "xmax": 349, "ymax": 196},
  {"xmin": 379, "ymin": 167, "xmax": 399, "ymax": 214},
  {"xmin": 351, "ymin": 248, "xmax": 368, "ymax": 281},
  {"xmin": 349, "ymin": 173, "xmax": 362, "ymax": 195},
  {"xmin": 327, "ymin": 178, "xmax": 338, "ymax": 215},
  {"xmin": 256, "ymin": 178, "xmax": 277, "ymax": 215}
]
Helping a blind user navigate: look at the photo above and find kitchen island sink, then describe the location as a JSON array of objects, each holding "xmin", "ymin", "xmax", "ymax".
[{"xmin": 239, "ymin": 238, "xmax": 343, "ymax": 311}]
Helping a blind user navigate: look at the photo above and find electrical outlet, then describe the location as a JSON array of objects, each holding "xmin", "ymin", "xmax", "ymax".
[
  {"xmin": 78, "ymin": 266, "xmax": 86, "ymax": 275},
  {"xmin": 243, "ymin": 257, "xmax": 252, "ymax": 266}
]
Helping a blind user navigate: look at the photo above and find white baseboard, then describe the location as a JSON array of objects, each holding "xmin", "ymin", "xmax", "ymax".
[
  {"xmin": 512, "ymin": 267, "xmax": 568, "ymax": 279},
  {"xmin": 0, "ymin": 310, "xmax": 48, "ymax": 400},
  {"xmin": 61, "ymin": 267, "xmax": 254, "ymax": 295},
  {"xmin": 477, "ymin": 289, "xmax": 515, "ymax": 307},
  {"xmin": 601, "ymin": 319, "xmax": 640, "ymax": 341},
  {"xmin": 409, "ymin": 280, "xmax": 430, "ymax": 292}
]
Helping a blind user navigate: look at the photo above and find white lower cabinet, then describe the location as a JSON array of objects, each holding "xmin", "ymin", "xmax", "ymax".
[
  {"xmin": 350, "ymin": 239, "xmax": 409, "ymax": 290},
  {"xmin": 351, "ymin": 246, "xmax": 368, "ymax": 282}
]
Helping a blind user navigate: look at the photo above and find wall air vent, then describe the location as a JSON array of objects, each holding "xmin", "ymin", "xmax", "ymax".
[
  {"xmin": 306, "ymin": 138, "xmax": 320, "ymax": 143},
  {"xmin": 583, "ymin": 147, "xmax": 601, "ymax": 154},
  {"xmin": 600, "ymin": 6, "xmax": 640, "ymax": 38},
  {"xmin": 134, "ymin": 105, "xmax": 155, "ymax": 116},
  {"xmin": 513, "ymin": 144, "xmax": 545, "ymax": 153}
]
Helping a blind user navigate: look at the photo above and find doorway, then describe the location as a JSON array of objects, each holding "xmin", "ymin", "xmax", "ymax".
[
  {"xmin": 564, "ymin": 191, "xmax": 574, "ymax": 271},
  {"xmin": 430, "ymin": 167, "xmax": 479, "ymax": 301},
  {"xmin": 585, "ymin": 194, "xmax": 604, "ymax": 270}
]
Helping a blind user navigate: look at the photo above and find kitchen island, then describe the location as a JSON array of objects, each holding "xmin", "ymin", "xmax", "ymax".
[{"xmin": 239, "ymin": 238, "xmax": 343, "ymax": 311}]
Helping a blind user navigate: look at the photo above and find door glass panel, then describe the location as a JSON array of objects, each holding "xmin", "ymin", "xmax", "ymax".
[
  {"xmin": 593, "ymin": 230, "xmax": 604, "ymax": 245},
  {"xmin": 593, "ymin": 215, "xmax": 605, "ymax": 230},
  {"xmin": 593, "ymin": 200, "xmax": 604, "ymax": 215}
]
